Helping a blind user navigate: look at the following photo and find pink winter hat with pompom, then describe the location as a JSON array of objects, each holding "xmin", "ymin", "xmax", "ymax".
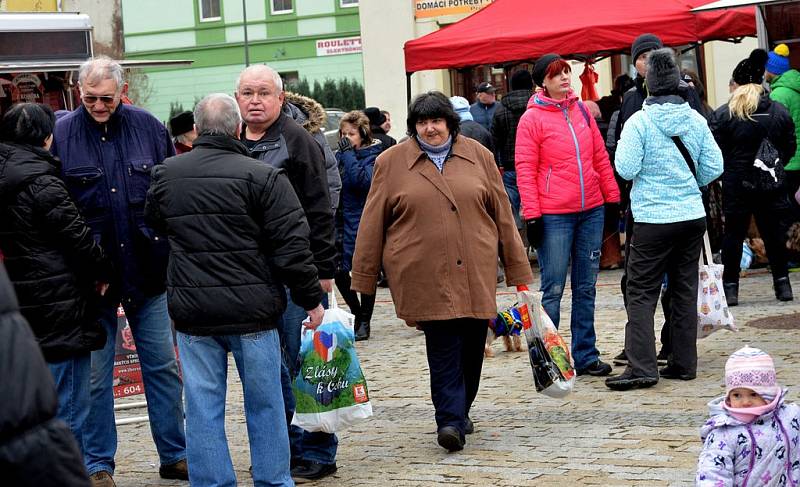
[{"xmin": 725, "ymin": 346, "xmax": 780, "ymax": 398}]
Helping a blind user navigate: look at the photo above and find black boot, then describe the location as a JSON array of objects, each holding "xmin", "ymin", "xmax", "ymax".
[
  {"xmin": 355, "ymin": 320, "xmax": 370, "ymax": 341},
  {"xmin": 774, "ymin": 277, "xmax": 793, "ymax": 302},
  {"xmin": 723, "ymin": 282, "xmax": 739, "ymax": 307}
]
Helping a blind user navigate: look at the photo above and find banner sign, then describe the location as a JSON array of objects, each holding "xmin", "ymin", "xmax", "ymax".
[
  {"xmin": 414, "ymin": 0, "xmax": 492, "ymax": 19},
  {"xmin": 316, "ymin": 36, "xmax": 362, "ymax": 57},
  {"xmin": 113, "ymin": 306, "xmax": 180, "ymax": 399}
]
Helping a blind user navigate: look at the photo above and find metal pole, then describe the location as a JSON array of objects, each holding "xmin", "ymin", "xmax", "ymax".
[
  {"xmin": 242, "ymin": 0, "xmax": 250, "ymax": 67},
  {"xmin": 114, "ymin": 400, "xmax": 148, "ymax": 411}
]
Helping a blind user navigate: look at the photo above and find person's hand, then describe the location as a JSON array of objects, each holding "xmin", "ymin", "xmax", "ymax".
[
  {"xmin": 96, "ymin": 282, "xmax": 110, "ymax": 296},
  {"xmin": 320, "ymin": 279, "xmax": 333, "ymax": 293},
  {"xmin": 526, "ymin": 219, "xmax": 544, "ymax": 249},
  {"xmin": 337, "ymin": 136, "xmax": 353, "ymax": 153},
  {"xmin": 606, "ymin": 202, "xmax": 621, "ymax": 220},
  {"xmin": 305, "ymin": 304, "xmax": 325, "ymax": 329}
]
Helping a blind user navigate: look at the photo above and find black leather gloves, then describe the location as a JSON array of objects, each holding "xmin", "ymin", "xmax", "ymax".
[{"xmin": 526, "ymin": 219, "xmax": 544, "ymax": 249}]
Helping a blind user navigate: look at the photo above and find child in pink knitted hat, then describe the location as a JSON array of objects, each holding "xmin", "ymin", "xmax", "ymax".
[{"xmin": 696, "ymin": 346, "xmax": 800, "ymax": 486}]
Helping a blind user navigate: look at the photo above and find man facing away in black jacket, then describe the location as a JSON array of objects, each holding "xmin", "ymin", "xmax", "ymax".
[{"xmin": 145, "ymin": 93, "xmax": 324, "ymax": 487}]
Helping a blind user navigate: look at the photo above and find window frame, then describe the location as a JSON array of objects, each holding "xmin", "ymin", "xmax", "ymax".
[
  {"xmin": 198, "ymin": 0, "xmax": 222, "ymax": 22},
  {"xmin": 270, "ymin": 0, "xmax": 294, "ymax": 15}
]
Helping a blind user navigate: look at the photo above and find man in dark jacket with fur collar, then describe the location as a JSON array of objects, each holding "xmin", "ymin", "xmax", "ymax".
[{"xmin": 145, "ymin": 93, "xmax": 324, "ymax": 487}]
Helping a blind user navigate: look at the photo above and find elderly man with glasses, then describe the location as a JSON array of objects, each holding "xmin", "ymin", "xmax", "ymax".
[{"xmin": 51, "ymin": 56, "xmax": 187, "ymax": 487}]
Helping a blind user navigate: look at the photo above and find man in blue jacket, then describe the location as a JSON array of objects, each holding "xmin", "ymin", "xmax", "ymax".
[
  {"xmin": 469, "ymin": 82, "xmax": 498, "ymax": 131},
  {"xmin": 51, "ymin": 57, "xmax": 186, "ymax": 487}
]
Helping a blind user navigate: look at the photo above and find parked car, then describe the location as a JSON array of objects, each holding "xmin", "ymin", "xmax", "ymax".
[{"xmin": 324, "ymin": 108, "xmax": 346, "ymax": 149}]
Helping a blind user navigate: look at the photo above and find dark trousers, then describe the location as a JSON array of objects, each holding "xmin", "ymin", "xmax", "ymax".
[
  {"xmin": 421, "ymin": 318, "xmax": 488, "ymax": 437},
  {"xmin": 624, "ymin": 217, "xmax": 705, "ymax": 378},
  {"xmin": 722, "ymin": 193, "xmax": 791, "ymax": 283},
  {"xmin": 334, "ymin": 271, "xmax": 376, "ymax": 323},
  {"xmin": 620, "ymin": 209, "xmax": 672, "ymax": 355}
]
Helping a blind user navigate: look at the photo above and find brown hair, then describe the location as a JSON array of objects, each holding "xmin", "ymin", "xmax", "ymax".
[{"xmin": 339, "ymin": 110, "xmax": 372, "ymax": 145}]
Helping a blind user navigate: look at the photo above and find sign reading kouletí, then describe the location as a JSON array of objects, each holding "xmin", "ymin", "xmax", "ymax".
[{"xmin": 315, "ymin": 36, "xmax": 362, "ymax": 57}]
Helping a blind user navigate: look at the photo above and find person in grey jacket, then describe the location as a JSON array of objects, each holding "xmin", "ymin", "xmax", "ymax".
[{"xmin": 282, "ymin": 91, "xmax": 341, "ymax": 212}]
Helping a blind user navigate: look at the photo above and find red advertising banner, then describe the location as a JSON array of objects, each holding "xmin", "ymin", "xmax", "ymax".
[{"xmin": 112, "ymin": 306, "xmax": 180, "ymax": 399}]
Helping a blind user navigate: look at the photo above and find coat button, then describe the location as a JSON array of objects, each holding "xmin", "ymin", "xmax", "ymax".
[
  {"xmin": 451, "ymin": 206, "xmax": 456, "ymax": 212},
  {"xmin": 111, "ymin": 188, "xmax": 117, "ymax": 193},
  {"xmin": 457, "ymin": 259, "xmax": 462, "ymax": 265}
]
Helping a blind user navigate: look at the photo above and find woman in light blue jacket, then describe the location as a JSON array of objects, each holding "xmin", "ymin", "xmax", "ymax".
[{"xmin": 606, "ymin": 48, "xmax": 723, "ymax": 391}]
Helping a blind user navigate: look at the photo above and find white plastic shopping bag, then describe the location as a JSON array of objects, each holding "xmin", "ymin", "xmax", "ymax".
[
  {"xmin": 291, "ymin": 292, "xmax": 373, "ymax": 433},
  {"xmin": 698, "ymin": 233, "xmax": 736, "ymax": 339},
  {"xmin": 517, "ymin": 289, "xmax": 575, "ymax": 398}
]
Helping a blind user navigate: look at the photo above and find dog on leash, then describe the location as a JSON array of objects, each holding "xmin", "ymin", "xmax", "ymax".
[{"xmin": 485, "ymin": 308, "xmax": 525, "ymax": 357}]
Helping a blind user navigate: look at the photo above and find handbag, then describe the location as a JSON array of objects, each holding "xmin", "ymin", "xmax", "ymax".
[
  {"xmin": 291, "ymin": 292, "xmax": 373, "ymax": 433},
  {"xmin": 751, "ymin": 121, "xmax": 785, "ymax": 192},
  {"xmin": 517, "ymin": 289, "xmax": 575, "ymax": 398},
  {"xmin": 697, "ymin": 232, "xmax": 736, "ymax": 338}
]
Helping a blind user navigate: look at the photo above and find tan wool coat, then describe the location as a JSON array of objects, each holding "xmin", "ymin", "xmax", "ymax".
[{"xmin": 350, "ymin": 135, "xmax": 533, "ymax": 324}]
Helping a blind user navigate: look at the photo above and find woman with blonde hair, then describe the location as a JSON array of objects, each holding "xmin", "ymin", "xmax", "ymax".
[{"xmin": 709, "ymin": 48, "xmax": 797, "ymax": 306}]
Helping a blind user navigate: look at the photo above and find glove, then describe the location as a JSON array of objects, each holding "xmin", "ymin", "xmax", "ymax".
[
  {"xmin": 605, "ymin": 202, "xmax": 621, "ymax": 220},
  {"xmin": 337, "ymin": 136, "xmax": 353, "ymax": 153},
  {"xmin": 526, "ymin": 219, "xmax": 544, "ymax": 249}
]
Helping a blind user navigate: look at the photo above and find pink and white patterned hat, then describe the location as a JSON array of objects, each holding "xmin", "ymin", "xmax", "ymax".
[{"xmin": 725, "ymin": 346, "xmax": 780, "ymax": 398}]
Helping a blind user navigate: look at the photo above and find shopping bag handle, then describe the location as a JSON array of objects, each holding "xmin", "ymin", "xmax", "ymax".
[
  {"xmin": 699, "ymin": 231, "xmax": 713, "ymax": 267},
  {"xmin": 328, "ymin": 291, "xmax": 338, "ymax": 310}
]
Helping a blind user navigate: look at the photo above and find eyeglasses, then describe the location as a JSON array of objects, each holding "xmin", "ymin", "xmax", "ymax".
[
  {"xmin": 238, "ymin": 90, "xmax": 273, "ymax": 101},
  {"xmin": 82, "ymin": 95, "xmax": 116, "ymax": 105}
]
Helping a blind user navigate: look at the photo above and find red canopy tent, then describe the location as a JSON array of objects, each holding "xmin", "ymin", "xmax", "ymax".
[{"xmin": 403, "ymin": 0, "xmax": 756, "ymax": 73}]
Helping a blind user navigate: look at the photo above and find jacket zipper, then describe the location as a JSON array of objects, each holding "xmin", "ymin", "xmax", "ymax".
[
  {"xmin": 563, "ymin": 107, "xmax": 585, "ymax": 210},
  {"xmin": 545, "ymin": 167, "xmax": 552, "ymax": 193}
]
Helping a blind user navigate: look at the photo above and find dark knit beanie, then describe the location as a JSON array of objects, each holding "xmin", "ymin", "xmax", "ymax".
[
  {"xmin": 732, "ymin": 49, "xmax": 768, "ymax": 86},
  {"xmin": 363, "ymin": 107, "xmax": 386, "ymax": 127},
  {"xmin": 631, "ymin": 33, "xmax": 663, "ymax": 62},
  {"xmin": 646, "ymin": 48, "xmax": 680, "ymax": 96},
  {"xmin": 532, "ymin": 53, "xmax": 561, "ymax": 88},
  {"xmin": 169, "ymin": 111, "xmax": 194, "ymax": 137},
  {"xmin": 510, "ymin": 69, "xmax": 533, "ymax": 91}
]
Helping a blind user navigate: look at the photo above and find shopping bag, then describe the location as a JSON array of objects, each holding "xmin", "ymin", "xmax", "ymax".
[
  {"xmin": 291, "ymin": 292, "xmax": 373, "ymax": 433},
  {"xmin": 517, "ymin": 289, "xmax": 575, "ymax": 398},
  {"xmin": 697, "ymin": 232, "xmax": 736, "ymax": 339}
]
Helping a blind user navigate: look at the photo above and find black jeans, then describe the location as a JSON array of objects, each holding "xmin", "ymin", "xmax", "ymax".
[
  {"xmin": 620, "ymin": 209, "xmax": 672, "ymax": 355},
  {"xmin": 722, "ymin": 190, "xmax": 792, "ymax": 283},
  {"xmin": 624, "ymin": 217, "xmax": 706, "ymax": 378},
  {"xmin": 420, "ymin": 318, "xmax": 488, "ymax": 437}
]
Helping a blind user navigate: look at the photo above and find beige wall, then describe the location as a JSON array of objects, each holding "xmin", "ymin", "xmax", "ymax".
[{"xmin": 704, "ymin": 37, "xmax": 759, "ymax": 110}]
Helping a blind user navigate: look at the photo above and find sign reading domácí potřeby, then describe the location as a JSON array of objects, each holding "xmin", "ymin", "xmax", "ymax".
[{"xmin": 414, "ymin": 0, "xmax": 492, "ymax": 19}]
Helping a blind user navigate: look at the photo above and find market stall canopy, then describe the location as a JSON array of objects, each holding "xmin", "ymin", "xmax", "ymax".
[{"xmin": 404, "ymin": 0, "xmax": 756, "ymax": 73}]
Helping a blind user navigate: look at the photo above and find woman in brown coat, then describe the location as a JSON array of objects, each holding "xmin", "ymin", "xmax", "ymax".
[{"xmin": 351, "ymin": 91, "xmax": 532, "ymax": 453}]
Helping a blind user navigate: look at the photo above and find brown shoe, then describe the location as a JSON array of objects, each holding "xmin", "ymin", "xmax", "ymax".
[
  {"xmin": 159, "ymin": 459, "xmax": 189, "ymax": 480},
  {"xmin": 90, "ymin": 471, "xmax": 116, "ymax": 487}
]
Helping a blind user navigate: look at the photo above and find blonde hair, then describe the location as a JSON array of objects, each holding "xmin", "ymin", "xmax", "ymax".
[{"xmin": 728, "ymin": 83, "xmax": 764, "ymax": 121}]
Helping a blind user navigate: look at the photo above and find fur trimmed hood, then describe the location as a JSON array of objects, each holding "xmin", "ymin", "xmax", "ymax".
[{"xmin": 283, "ymin": 92, "xmax": 327, "ymax": 134}]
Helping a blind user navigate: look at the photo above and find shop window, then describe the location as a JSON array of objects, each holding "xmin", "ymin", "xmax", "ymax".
[
  {"xmin": 199, "ymin": 0, "xmax": 221, "ymax": 21},
  {"xmin": 271, "ymin": 0, "xmax": 293, "ymax": 14}
]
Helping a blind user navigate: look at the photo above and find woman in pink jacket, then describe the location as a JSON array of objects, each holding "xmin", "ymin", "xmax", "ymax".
[{"xmin": 515, "ymin": 54, "xmax": 620, "ymax": 377}]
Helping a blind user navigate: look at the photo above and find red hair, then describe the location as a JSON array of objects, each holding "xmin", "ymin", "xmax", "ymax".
[{"xmin": 544, "ymin": 59, "xmax": 571, "ymax": 80}]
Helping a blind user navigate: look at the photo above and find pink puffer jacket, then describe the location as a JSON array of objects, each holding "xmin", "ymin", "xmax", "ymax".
[{"xmin": 514, "ymin": 90, "xmax": 620, "ymax": 220}]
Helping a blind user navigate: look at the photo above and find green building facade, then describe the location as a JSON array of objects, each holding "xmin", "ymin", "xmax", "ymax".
[{"xmin": 121, "ymin": 0, "xmax": 363, "ymax": 121}]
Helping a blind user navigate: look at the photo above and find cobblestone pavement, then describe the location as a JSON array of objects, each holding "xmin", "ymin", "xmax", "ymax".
[{"xmin": 114, "ymin": 267, "xmax": 800, "ymax": 486}]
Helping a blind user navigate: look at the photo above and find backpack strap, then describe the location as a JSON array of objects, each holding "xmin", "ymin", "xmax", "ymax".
[
  {"xmin": 577, "ymin": 101, "xmax": 591, "ymax": 126},
  {"xmin": 671, "ymin": 136, "xmax": 697, "ymax": 178}
]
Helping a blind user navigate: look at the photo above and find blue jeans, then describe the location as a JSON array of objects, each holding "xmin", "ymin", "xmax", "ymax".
[
  {"xmin": 84, "ymin": 293, "xmax": 186, "ymax": 475},
  {"xmin": 536, "ymin": 205, "xmax": 604, "ymax": 370},
  {"xmin": 177, "ymin": 329, "xmax": 292, "ymax": 487},
  {"xmin": 503, "ymin": 170, "xmax": 522, "ymax": 230},
  {"xmin": 48, "ymin": 352, "xmax": 91, "ymax": 458},
  {"xmin": 278, "ymin": 290, "xmax": 337, "ymax": 465}
]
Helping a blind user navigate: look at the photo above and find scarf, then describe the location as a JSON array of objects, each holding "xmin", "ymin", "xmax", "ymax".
[
  {"xmin": 416, "ymin": 135, "xmax": 452, "ymax": 173},
  {"xmin": 723, "ymin": 393, "xmax": 781, "ymax": 423}
]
